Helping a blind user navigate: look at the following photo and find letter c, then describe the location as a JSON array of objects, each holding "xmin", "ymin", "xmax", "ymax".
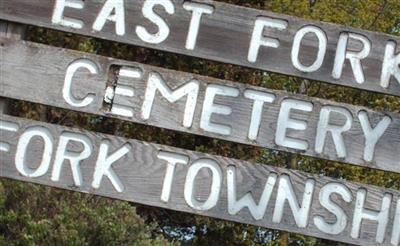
[{"xmin": 63, "ymin": 59, "xmax": 99, "ymax": 107}]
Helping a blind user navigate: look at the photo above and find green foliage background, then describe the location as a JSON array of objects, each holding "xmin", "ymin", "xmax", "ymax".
[{"xmin": 1, "ymin": 0, "xmax": 399, "ymax": 245}]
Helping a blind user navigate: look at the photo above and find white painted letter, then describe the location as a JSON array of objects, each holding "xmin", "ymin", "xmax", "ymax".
[
  {"xmin": 314, "ymin": 183, "xmax": 352, "ymax": 235},
  {"xmin": 184, "ymin": 159, "xmax": 222, "ymax": 211},
  {"xmin": 358, "ymin": 111, "xmax": 391, "ymax": 162},
  {"xmin": 63, "ymin": 59, "xmax": 98, "ymax": 108},
  {"xmin": 93, "ymin": 0, "xmax": 125, "ymax": 36},
  {"xmin": 141, "ymin": 72, "xmax": 199, "ymax": 128},
  {"xmin": 244, "ymin": 90, "xmax": 275, "ymax": 141},
  {"xmin": 315, "ymin": 106, "xmax": 352, "ymax": 158},
  {"xmin": 52, "ymin": 0, "xmax": 84, "ymax": 29},
  {"xmin": 200, "ymin": 85, "xmax": 239, "ymax": 135},
  {"xmin": 275, "ymin": 99, "xmax": 313, "ymax": 150},
  {"xmin": 392, "ymin": 198, "xmax": 400, "ymax": 246},
  {"xmin": 291, "ymin": 26, "xmax": 327, "ymax": 72},
  {"xmin": 158, "ymin": 151, "xmax": 189, "ymax": 202},
  {"xmin": 227, "ymin": 166, "xmax": 277, "ymax": 220},
  {"xmin": 333, "ymin": 33, "xmax": 371, "ymax": 84},
  {"xmin": 110, "ymin": 67, "xmax": 143, "ymax": 118},
  {"xmin": 136, "ymin": 0, "xmax": 174, "ymax": 44},
  {"xmin": 51, "ymin": 132, "xmax": 92, "ymax": 186},
  {"xmin": 380, "ymin": 41, "xmax": 400, "ymax": 88},
  {"xmin": 351, "ymin": 189, "xmax": 391, "ymax": 243},
  {"xmin": 15, "ymin": 127, "xmax": 54, "ymax": 178},
  {"xmin": 248, "ymin": 17, "xmax": 288, "ymax": 63},
  {"xmin": 273, "ymin": 175, "xmax": 315, "ymax": 228},
  {"xmin": 183, "ymin": 2, "xmax": 214, "ymax": 50},
  {"xmin": 92, "ymin": 141, "xmax": 131, "ymax": 193}
]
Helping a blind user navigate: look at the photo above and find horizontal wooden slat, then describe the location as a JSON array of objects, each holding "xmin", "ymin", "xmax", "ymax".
[
  {"xmin": 0, "ymin": 0, "xmax": 399, "ymax": 96},
  {"xmin": 0, "ymin": 114, "xmax": 399, "ymax": 246},
  {"xmin": 1, "ymin": 38, "xmax": 399, "ymax": 174}
]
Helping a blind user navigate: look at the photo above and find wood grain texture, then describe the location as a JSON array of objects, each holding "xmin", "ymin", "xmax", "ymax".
[
  {"xmin": 0, "ymin": 21, "xmax": 8, "ymax": 114},
  {"xmin": 0, "ymin": 21, "xmax": 26, "ymax": 114},
  {"xmin": 0, "ymin": 0, "xmax": 399, "ymax": 96},
  {"xmin": 0, "ymin": 114, "xmax": 399, "ymax": 246},
  {"xmin": 1, "ymin": 39, "xmax": 399, "ymax": 174},
  {"xmin": 0, "ymin": 21, "xmax": 26, "ymax": 40}
]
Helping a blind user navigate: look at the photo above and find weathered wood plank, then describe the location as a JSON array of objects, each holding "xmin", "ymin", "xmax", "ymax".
[
  {"xmin": 0, "ymin": 21, "xmax": 26, "ymax": 114},
  {"xmin": 0, "ymin": 21, "xmax": 26, "ymax": 40},
  {"xmin": 0, "ymin": 0, "xmax": 399, "ymax": 96},
  {"xmin": 0, "ymin": 114, "xmax": 399, "ymax": 246},
  {"xmin": 1, "ymin": 39, "xmax": 399, "ymax": 174}
]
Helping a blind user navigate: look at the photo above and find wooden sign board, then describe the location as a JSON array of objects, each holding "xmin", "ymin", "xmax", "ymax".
[
  {"xmin": 0, "ymin": 0, "xmax": 399, "ymax": 96},
  {"xmin": 0, "ymin": 114, "xmax": 399, "ymax": 246},
  {"xmin": 1, "ymin": 39, "xmax": 399, "ymax": 174}
]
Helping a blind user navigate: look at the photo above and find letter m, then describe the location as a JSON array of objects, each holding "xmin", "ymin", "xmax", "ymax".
[{"xmin": 141, "ymin": 72, "xmax": 200, "ymax": 128}]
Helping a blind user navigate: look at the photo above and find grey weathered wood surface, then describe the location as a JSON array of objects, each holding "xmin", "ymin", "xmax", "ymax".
[
  {"xmin": 1, "ymin": 39, "xmax": 399, "ymax": 174},
  {"xmin": 0, "ymin": 0, "xmax": 399, "ymax": 96},
  {"xmin": 0, "ymin": 21, "xmax": 26, "ymax": 114},
  {"xmin": 0, "ymin": 114, "xmax": 399, "ymax": 246}
]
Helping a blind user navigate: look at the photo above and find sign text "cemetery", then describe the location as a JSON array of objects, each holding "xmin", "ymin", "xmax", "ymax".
[{"xmin": 1, "ymin": 40, "xmax": 399, "ymax": 174}]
